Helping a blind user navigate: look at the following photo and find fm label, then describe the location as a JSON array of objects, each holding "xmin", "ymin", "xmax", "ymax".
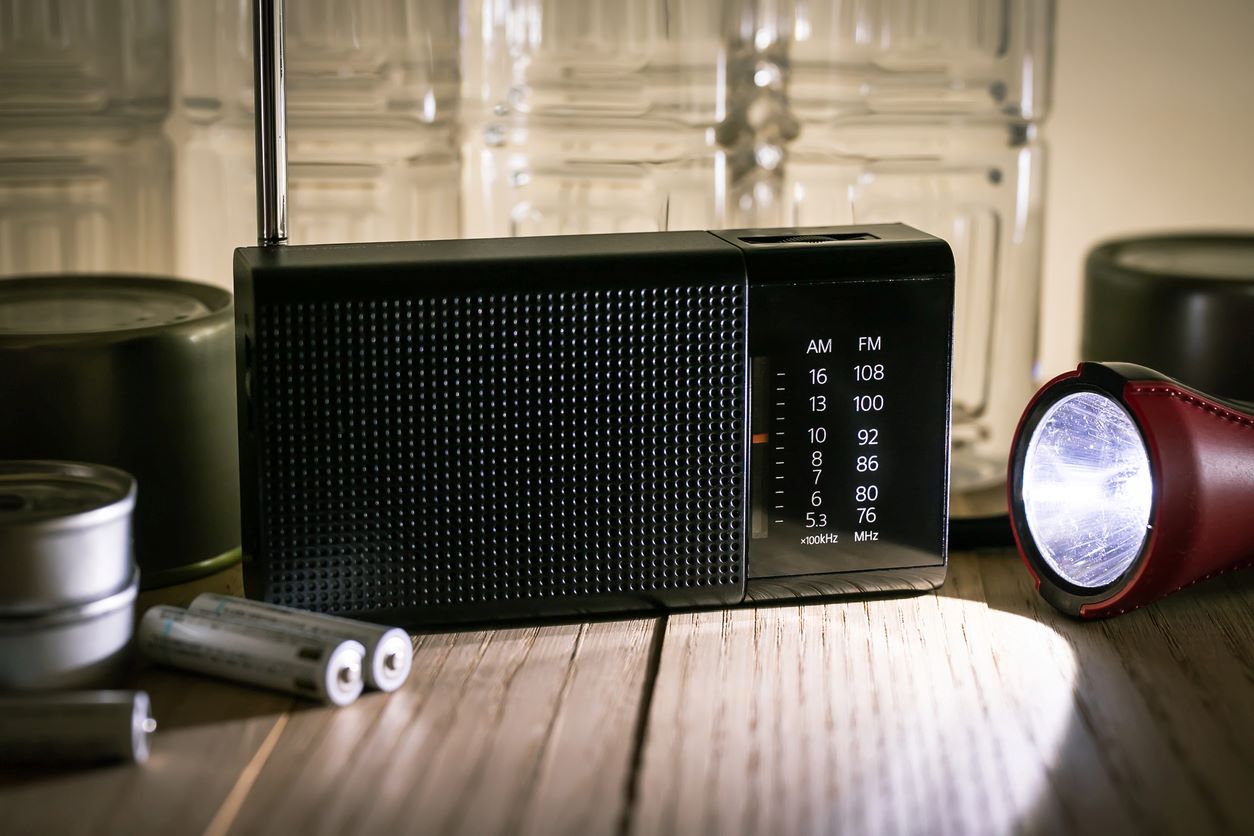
[{"xmin": 854, "ymin": 334, "xmax": 883, "ymax": 544}]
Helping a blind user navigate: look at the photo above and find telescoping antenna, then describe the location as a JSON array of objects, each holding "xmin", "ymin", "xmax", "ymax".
[{"xmin": 253, "ymin": 0, "xmax": 288, "ymax": 246}]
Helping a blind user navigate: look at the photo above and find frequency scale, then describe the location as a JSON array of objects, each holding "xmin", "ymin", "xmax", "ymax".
[{"xmin": 746, "ymin": 249, "xmax": 952, "ymax": 585}]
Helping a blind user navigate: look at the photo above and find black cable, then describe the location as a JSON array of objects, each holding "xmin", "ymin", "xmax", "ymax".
[{"xmin": 949, "ymin": 514, "xmax": 1015, "ymax": 551}]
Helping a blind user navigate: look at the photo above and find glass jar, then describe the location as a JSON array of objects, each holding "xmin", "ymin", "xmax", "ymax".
[{"xmin": 0, "ymin": 0, "xmax": 173, "ymax": 276}]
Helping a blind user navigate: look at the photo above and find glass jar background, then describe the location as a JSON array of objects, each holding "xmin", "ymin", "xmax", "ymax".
[
  {"xmin": 0, "ymin": 0, "xmax": 173, "ymax": 275},
  {"xmin": 0, "ymin": 0, "xmax": 1053, "ymax": 501}
]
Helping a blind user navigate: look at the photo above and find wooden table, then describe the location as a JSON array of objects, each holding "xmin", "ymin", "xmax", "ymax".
[{"xmin": 2, "ymin": 550, "xmax": 1252, "ymax": 836}]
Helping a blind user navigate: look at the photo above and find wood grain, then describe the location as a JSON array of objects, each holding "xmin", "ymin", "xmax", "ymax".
[
  {"xmin": 0, "ymin": 666, "xmax": 292, "ymax": 835},
  {"xmin": 220, "ymin": 618, "xmax": 660, "ymax": 836},
  {"xmin": 629, "ymin": 553, "xmax": 1254, "ymax": 836},
  {"xmin": 1, "ymin": 553, "xmax": 1251, "ymax": 836},
  {"xmin": 979, "ymin": 555, "xmax": 1254, "ymax": 835}
]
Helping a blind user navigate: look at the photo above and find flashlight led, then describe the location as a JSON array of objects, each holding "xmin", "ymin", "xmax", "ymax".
[
  {"xmin": 1021, "ymin": 392, "xmax": 1154, "ymax": 589},
  {"xmin": 1009, "ymin": 362, "xmax": 1254, "ymax": 618}
]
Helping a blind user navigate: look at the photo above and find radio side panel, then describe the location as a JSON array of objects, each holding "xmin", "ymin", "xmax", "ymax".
[{"xmin": 233, "ymin": 251, "xmax": 263, "ymax": 608}]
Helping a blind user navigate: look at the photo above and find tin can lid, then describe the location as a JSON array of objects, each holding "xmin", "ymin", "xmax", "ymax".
[
  {"xmin": 0, "ymin": 276, "xmax": 228, "ymax": 337},
  {"xmin": 0, "ymin": 461, "xmax": 136, "ymax": 529},
  {"xmin": 1109, "ymin": 235, "xmax": 1254, "ymax": 281}
]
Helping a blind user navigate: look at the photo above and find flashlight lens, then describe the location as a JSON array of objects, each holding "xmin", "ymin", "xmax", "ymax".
[{"xmin": 1022, "ymin": 392, "xmax": 1153, "ymax": 589}]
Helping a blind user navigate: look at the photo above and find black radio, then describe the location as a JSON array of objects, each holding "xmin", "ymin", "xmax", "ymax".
[
  {"xmin": 234, "ymin": 225, "xmax": 953, "ymax": 625},
  {"xmin": 234, "ymin": 1, "xmax": 953, "ymax": 626}
]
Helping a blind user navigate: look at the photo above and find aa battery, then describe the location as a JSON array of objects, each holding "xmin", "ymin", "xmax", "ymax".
[
  {"xmin": 189, "ymin": 593, "xmax": 412, "ymax": 692},
  {"xmin": 0, "ymin": 690, "xmax": 155, "ymax": 765},
  {"xmin": 138, "ymin": 606, "xmax": 365, "ymax": 706}
]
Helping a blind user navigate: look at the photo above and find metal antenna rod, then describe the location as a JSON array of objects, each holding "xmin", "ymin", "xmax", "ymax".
[{"xmin": 253, "ymin": 0, "xmax": 288, "ymax": 245}]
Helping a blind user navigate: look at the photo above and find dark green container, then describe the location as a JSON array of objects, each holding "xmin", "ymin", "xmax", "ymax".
[
  {"xmin": 0, "ymin": 276, "xmax": 240, "ymax": 587},
  {"xmin": 1083, "ymin": 233, "xmax": 1254, "ymax": 402}
]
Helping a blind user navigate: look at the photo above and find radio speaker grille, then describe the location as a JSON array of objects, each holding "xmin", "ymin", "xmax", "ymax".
[{"xmin": 254, "ymin": 283, "xmax": 747, "ymax": 615}]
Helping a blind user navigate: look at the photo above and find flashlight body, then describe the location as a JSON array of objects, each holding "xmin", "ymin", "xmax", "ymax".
[
  {"xmin": 1097, "ymin": 379, "xmax": 1254, "ymax": 617},
  {"xmin": 1010, "ymin": 362, "xmax": 1254, "ymax": 618}
]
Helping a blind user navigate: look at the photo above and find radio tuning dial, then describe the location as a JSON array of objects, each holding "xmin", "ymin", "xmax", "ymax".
[{"xmin": 748, "ymin": 278, "xmax": 949, "ymax": 579}]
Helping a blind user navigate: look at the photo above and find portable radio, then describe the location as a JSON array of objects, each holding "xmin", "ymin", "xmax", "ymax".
[{"xmin": 236, "ymin": 0, "xmax": 954, "ymax": 626}]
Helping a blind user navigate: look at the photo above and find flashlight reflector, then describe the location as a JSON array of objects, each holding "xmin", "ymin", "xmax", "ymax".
[{"xmin": 1021, "ymin": 392, "xmax": 1153, "ymax": 589}]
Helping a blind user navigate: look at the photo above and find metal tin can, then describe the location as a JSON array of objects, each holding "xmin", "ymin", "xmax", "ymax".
[
  {"xmin": 0, "ymin": 460, "xmax": 136, "ymax": 613},
  {"xmin": 0, "ymin": 690, "xmax": 155, "ymax": 765},
  {"xmin": 138, "ymin": 606, "xmax": 366, "ymax": 706},
  {"xmin": 0, "ymin": 569, "xmax": 139, "ymax": 690},
  {"xmin": 0, "ymin": 275, "xmax": 239, "ymax": 587}
]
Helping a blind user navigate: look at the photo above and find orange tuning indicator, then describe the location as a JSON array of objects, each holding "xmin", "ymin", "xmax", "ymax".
[{"xmin": 751, "ymin": 433, "xmax": 770, "ymax": 444}]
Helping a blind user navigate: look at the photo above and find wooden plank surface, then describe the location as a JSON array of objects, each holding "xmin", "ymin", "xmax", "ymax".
[
  {"xmin": 0, "ymin": 617, "xmax": 659, "ymax": 836},
  {"xmin": 0, "ymin": 667, "xmax": 292, "ymax": 835},
  {"xmin": 220, "ymin": 618, "xmax": 660, "ymax": 836},
  {"xmin": 2, "ymin": 552, "xmax": 1252, "ymax": 836},
  {"xmin": 631, "ymin": 553, "xmax": 1254, "ymax": 836}
]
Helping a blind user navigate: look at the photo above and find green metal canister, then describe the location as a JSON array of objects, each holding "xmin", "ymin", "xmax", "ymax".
[{"xmin": 0, "ymin": 275, "xmax": 239, "ymax": 587}]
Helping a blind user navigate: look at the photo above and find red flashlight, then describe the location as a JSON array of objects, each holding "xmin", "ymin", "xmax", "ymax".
[{"xmin": 1008, "ymin": 362, "xmax": 1254, "ymax": 618}]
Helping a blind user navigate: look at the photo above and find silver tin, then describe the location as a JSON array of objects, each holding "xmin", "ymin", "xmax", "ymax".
[
  {"xmin": 0, "ymin": 690, "xmax": 155, "ymax": 765},
  {"xmin": 0, "ymin": 460, "xmax": 137, "ymax": 614},
  {"xmin": 0, "ymin": 569, "xmax": 139, "ymax": 690}
]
